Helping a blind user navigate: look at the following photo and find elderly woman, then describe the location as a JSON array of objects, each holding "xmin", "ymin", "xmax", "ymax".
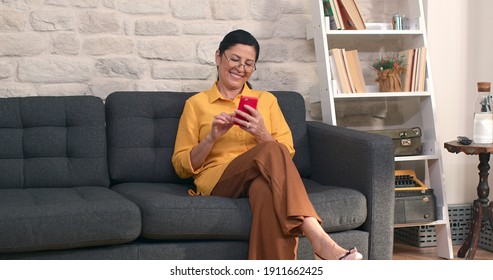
[{"xmin": 172, "ymin": 29, "xmax": 362, "ymax": 260}]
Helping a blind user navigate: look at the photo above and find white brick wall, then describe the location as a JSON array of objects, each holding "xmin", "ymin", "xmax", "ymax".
[{"xmin": 0, "ymin": 0, "xmax": 318, "ymax": 105}]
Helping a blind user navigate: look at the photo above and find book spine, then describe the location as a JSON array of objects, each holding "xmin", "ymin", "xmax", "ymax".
[
  {"xmin": 330, "ymin": 48, "xmax": 351, "ymax": 93},
  {"xmin": 418, "ymin": 47, "xmax": 427, "ymax": 91},
  {"xmin": 341, "ymin": 49, "xmax": 356, "ymax": 93},
  {"xmin": 329, "ymin": 0, "xmax": 344, "ymax": 30}
]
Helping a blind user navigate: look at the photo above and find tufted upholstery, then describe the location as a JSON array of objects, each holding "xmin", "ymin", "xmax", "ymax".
[
  {"xmin": 0, "ymin": 96, "xmax": 109, "ymax": 189},
  {"xmin": 0, "ymin": 96, "xmax": 141, "ymax": 254},
  {"xmin": 0, "ymin": 187, "xmax": 141, "ymax": 253},
  {"xmin": 105, "ymin": 92, "xmax": 193, "ymax": 184}
]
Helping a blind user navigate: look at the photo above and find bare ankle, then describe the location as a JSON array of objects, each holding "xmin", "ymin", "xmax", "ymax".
[{"xmin": 312, "ymin": 233, "xmax": 347, "ymax": 260}]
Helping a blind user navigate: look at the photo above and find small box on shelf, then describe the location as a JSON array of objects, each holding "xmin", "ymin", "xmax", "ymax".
[{"xmin": 402, "ymin": 17, "xmax": 420, "ymax": 30}]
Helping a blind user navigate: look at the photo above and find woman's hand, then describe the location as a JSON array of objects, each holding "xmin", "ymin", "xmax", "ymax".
[
  {"xmin": 190, "ymin": 112, "xmax": 234, "ymax": 170},
  {"xmin": 210, "ymin": 112, "xmax": 235, "ymax": 141},
  {"xmin": 234, "ymin": 105, "xmax": 275, "ymax": 143}
]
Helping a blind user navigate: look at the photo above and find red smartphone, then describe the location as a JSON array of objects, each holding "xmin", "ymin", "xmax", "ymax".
[{"xmin": 235, "ymin": 96, "xmax": 258, "ymax": 124}]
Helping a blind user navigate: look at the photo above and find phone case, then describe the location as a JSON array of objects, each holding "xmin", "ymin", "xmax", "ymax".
[{"xmin": 236, "ymin": 96, "xmax": 258, "ymax": 122}]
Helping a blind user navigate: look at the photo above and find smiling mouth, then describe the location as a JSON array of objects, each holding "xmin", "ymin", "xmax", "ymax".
[{"xmin": 229, "ymin": 71, "xmax": 244, "ymax": 79}]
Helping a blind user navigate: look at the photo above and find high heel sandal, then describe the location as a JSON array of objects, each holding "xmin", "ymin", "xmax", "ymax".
[
  {"xmin": 337, "ymin": 247, "xmax": 363, "ymax": 260},
  {"xmin": 314, "ymin": 247, "xmax": 363, "ymax": 260}
]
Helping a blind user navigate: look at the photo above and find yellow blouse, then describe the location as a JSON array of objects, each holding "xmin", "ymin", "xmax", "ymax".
[{"xmin": 172, "ymin": 82, "xmax": 295, "ymax": 195}]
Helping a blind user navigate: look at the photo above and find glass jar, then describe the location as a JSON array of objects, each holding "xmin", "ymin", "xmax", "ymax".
[{"xmin": 473, "ymin": 82, "xmax": 493, "ymax": 144}]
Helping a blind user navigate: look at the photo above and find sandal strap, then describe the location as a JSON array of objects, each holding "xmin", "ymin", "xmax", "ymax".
[{"xmin": 338, "ymin": 247, "xmax": 357, "ymax": 260}]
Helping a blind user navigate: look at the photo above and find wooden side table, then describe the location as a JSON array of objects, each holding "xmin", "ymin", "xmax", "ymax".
[{"xmin": 444, "ymin": 140, "xmax": 493, "ymax": 259}]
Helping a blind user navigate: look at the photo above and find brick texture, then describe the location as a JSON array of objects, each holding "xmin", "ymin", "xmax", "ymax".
[{"xmin": 0, "ymin": 0, "xmax": 318, "ymax": 101}]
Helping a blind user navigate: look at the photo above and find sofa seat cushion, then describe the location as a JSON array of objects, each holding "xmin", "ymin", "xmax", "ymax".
[
  {"xmin": 112, "ymin": 183, "xmax": 252, "ymax": 240},
  {"xmin": 303, "ymin": 179, "xmax": 367, "ymax": 232},
  {"xmin": 0, "ymin": 187, "xmax": 141, "ymax": 253},
  {"xmin": 111, "ymin": 180, "xmax": 366, "ymax": 240}
]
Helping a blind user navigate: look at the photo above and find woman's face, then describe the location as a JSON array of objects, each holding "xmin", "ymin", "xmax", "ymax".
[{"xmin": 215, "ymin": 44, "xmax": 257, "ymax": 92}]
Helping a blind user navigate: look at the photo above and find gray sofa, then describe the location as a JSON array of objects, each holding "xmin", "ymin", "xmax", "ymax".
[{"xmin": 0, "ymin": 91, "xmax": 395, "ymax": 260}]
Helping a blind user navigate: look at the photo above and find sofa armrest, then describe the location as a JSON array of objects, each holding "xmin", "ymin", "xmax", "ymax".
[{"xmin": 306, "ymin": 121, "xmax": 395, "ymax": 260}]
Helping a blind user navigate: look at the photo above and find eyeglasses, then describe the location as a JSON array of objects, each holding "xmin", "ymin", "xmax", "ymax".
[{"xmin": 222, "ymin": 53, "xmax": 256, "ymax": 72}]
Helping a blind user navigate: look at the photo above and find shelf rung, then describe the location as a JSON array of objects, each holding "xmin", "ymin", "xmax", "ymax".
[{"xmin": 394, "ymin": 219, "xmax": 449, "ymax": 228}]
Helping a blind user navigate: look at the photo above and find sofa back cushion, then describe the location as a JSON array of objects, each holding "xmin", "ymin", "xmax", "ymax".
[
  {"xmin": 105, "ymin": 91, "xmax": 310, "ymax": 184},
  {"xmin": 106, "ymin": 92, "xmax": 194, "ymax": 184},
  {"xmin": 0, "ymin": 96, "xmax": 109, "ymax": 189}
]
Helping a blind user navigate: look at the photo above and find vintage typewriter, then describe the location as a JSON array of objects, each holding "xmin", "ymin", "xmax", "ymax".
[
  {"xmin": 394, "ymin": 169, "xmax": 427, "ymax": 191},
  {"xmin": 394, "ymin": 169, "xmax": 436, "ymax": 224}
]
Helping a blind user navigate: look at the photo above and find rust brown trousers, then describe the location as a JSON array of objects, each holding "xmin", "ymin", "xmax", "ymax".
[{"xmin": 211, "ymin": 141, "xmax": 321, "ymax": 260}]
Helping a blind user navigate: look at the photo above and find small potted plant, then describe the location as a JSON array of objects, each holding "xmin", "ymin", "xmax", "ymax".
[{"xmin": 372, "ymin": 54, "xmax": 405, "ymax": 92}]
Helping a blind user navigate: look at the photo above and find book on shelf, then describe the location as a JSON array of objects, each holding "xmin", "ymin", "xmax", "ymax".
[
  {"xmin": 399, "ymin": 48, "xmax": 415, "ymax": 92},
  {"xmin": 345, "ymin": 50, "xmax": 366, "ymax": 93},
  {"xmin": 341, "ymin": 49, "xmax": 356, "ymax": 93},
  {"xmin": 329, "ymin": 48, "xmax": 351, "ymax": 93},
  {"xmin": 329, "ymin": 48, "xmax": 365, "ymax": 93},
  {"xmin": 399, "ymin": 47, "xmax": 427, "ymax": 92},
  {"xmin": 417, "ymin": 47, "xmax": 427, "ymax": 91},
  {"xmin": 328, "ymin": 54, "xmax": 341, "ymax": 94},
  {"xmin": 329, "ymin": 0, "xmax": 344, "ymax": 30},
  {"xmin": 411, "ymin": 48, "xmax": 420, "ymax": 91},
  {"xmin": 411, "ymin": 47, "xmax": 427, "ymax": 92},
  {"xmin": 337, "ymin": 0, "xmax": 366, "ymax": 30},
  {"xmin": 322, "ymin": 0, "xmax": 332, "ymax": 16}
]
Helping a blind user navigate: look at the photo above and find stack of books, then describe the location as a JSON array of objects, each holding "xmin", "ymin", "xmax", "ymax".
[
  {"xmin": 329, "ymin": 48, "xmax": 366, "ymax": 93},
  {"xmin": 330, "ymin": 47, "xmax": 428, "ymax": 94},
  {"xmin": 399, "ymin": 47, "xmax": 427, "ymax": 92},
  {"xmin": 329, "ymin": 0, "xmax": 366, "ymax": 30}
]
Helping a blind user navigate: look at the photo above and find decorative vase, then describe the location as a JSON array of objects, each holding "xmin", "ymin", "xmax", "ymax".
[{"xmin": 375, "ymin": 67, "xmax": 404, "ymax": 92}]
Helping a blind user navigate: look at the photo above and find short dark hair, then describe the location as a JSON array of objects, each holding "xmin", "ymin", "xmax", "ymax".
[{"xmin": 218, "ymin": 29, "xmax": 260, "ymax": 62}]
